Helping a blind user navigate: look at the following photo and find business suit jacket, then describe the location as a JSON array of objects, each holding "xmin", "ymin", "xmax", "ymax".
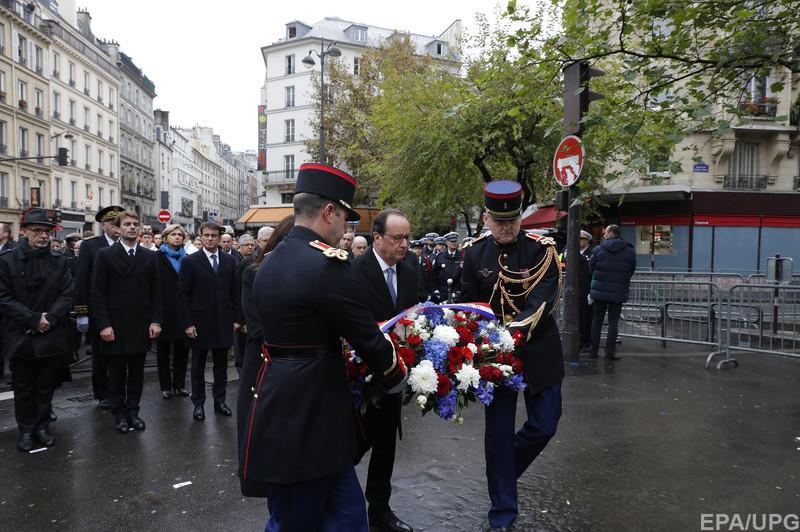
[
  {"xmin": 353, "ymin": 248, "xmax": 419, "ymax": 322},
  {"xmin": 155, "ymin": 249, "xmax": 185, "ymax": 342},
  {"xmin": 177, "ymin": 248, "xmax": 240, "ymax": 350},
  {"xmin": 91, "ymin": 243, "xmax": 161, "ymax": 356}
]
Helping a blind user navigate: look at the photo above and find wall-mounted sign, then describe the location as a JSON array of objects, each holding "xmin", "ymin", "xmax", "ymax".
[{"xmin": 693, "ymin": 162, "xmax": 709, "ymax": 173}]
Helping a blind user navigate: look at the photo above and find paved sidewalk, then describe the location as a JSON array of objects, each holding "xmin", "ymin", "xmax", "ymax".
[{"xmin": 0, "ymin": 347, "xmax": 797, "ymax": 531}]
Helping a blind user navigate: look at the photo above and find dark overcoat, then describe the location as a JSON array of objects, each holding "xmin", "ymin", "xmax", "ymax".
[
  {"xmin": 91, "ymin": 243, "xmax": 161, "ymax": 356},
  {"xmin": 589, "ymin": 238, "xmax": 637, "ymax": 303},
  {"xmin": 461, "ymin": 231, "xmax": 564, "ymax": 394},
  {"xmin": 176, "ymin": 248, "xmax": 240, "ymax": 350},
  {"xmin": 237, "ymin": 225, "xmax": 404, "ymax": 495},
  {"xmin": 155, "ymin": 249, "xmax": 186, "ymax": 342},
  {"xmin": 0, "ymin": 240, "xmax": 74, "ymax": 360},
  {"xmin": 73, "ymin": 234, "xmax": 110, "ymax": 316}
]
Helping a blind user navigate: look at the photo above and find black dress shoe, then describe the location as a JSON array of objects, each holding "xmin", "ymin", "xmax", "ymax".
[
  {"xmin": 35, "ymin": 428, "xmax": 55, "ymax": 447},
  {"xmin": 174, "ymin": 388, "xmax": 190, "ymax": 397},
  {"xmin": 214, "ymin": 403, "xmax": 232, "ymax": 416},
  {"xmin": 17, "ymin": 432, "xmax": 33, "ymax": 452},
  {"xmin": 193, "ymin": 405, "xmax": 205, "ymax": 421},
  {"xmin": 49, "ymin": 409, "xmax": 58, "ymax": 422},
  {"xmin": 115, "ymin": 418, "xmax": 132, "ymax": 433},
  {"xmin": 98, "ymin": 399, "xmax": 111, "ymax": 410},
  {"xmin": 605, "ymin": 353, "xmax": 621, "ymax": 361},
  {"xmin": 128, "ymin": 415, "xmax": 146, "ymax": 431},
  {"xmin": 161, "ymin": 390, "xmax": 172, "ymax": 400},
  {"xmin": 369, "ymin": 508, "xmax": 413, "ymax": 532}
]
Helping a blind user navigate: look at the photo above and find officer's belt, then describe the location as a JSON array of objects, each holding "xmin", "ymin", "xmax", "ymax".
[{"xmin": 263, "ymin": 343, "xmax": 339, "ymax": 359}]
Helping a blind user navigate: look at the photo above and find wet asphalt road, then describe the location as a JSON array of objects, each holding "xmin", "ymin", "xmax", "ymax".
[{"xmin": 0, "ymin": 341, "xmax": 798, "ymax": 532}]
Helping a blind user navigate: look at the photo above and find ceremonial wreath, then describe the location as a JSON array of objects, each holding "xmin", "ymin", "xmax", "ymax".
[{"xmin": 346, "ymin": 303, "xmax": 527, "ymax": 422}]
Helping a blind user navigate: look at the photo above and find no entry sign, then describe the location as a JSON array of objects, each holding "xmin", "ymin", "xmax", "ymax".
[
  {"xmin": 157, "ymin": 210, "xmax": 171, "ymax": 223},
  {"xmin": 553, "ymin": 135, "xmax": 585, "ymax": 187}
]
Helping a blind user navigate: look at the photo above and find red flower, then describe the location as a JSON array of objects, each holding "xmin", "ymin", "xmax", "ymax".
[
  {"xmin": 436, "ymin": 373, "xmax": 452, "ymax": 396},
  {"xmin": 406, "ymin": 334, "xmax": 422, "ymax": 346},
  {"xmin": 454, "ymin": 314, "xmax": 466, "ymax": 322},
  {"xmin": 398, "ymin": 347, "xmax": 416, "ymax": 369},
  {"xmin": 511, "ymin": 358, "xmax": 524, "ymax": 375},
  {"xmin": 398, "ymin": 318, "xmax": 414, "ymax": 326},
  {"xmin": 448, "ymin": 347, "xmax": 465, "ymax": 373},
  {"xmin": 456, "ymin": 325, "xmax": 474, "ymax": 345},
  {"xmin": 463, "ymin": 346, "xmax": 474, "ymax": 362},
  {"xmin": 467, "ymin": 320, "xmax": 480, "ymax": 332},
  {"xmin": 512, "ymin": 330, "xmax": 525, "ymax": 346},
  {"xmin": 479, "ymin": 365, "xmax": 503, "ymax": 382}
]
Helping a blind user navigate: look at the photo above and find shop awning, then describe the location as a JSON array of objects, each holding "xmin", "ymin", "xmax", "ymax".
[{"xmin": 521, "ymin": 206, "xmax": 566, "ymax": 229}]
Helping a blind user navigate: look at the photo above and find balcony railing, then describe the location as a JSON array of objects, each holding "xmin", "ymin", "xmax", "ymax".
[
  {"xmin": 53, "ymin": 111, "xmax": 60, "ymax": 120},
  {"xmin": 35, "ymin": 106, "xmax": 42, "ymax": 117},
  {"xmin": 69, "ymin": 118, "xmax": 75, "ymax": 125},
  {"xmin": 0, "ymin": 144, "xmax": 5, "ymax": 154},
  {"xmin": 19, "ymin": 149, "xmax": 28, "ymax": 157},
  {"xmin": 264, "ymin": 169, "xmax": 298, "ymax": 183},
  {"xmin": 738, "ymin": 100, "xmax": 777, "ymax": 118},
  {"xmin": 70, "ymin": 201, "xmax": 77, "ymax": 209},
  {"xmin": 724, "ymin": 175, "xmax": 767, "ymax": 191}
]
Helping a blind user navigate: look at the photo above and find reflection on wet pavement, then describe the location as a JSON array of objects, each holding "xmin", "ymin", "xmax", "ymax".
[{"xmin": 0, "ymin": 348, "xmax": 797, "ymax": 531}]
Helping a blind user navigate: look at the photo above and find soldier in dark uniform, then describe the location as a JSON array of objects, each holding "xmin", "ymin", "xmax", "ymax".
[
  {"xmin": 422, "ymin": 232, "xmax": 438, "ymax": 258},
  {"xmin": 431, "ymin": 232, "xmax": 462, "ymax": 302},
  {"xmin": 237, "ymin": 163, "xmax": 407, "ymax": 532},
  {"xmin": 410, "ymin": 239, "xmax": 433, "ymax": 301},
  {"xmin": 73, "ymin": 205, "xmax": 123, "ymax": 409},
  {"xmin": 460, "ymin": 181, "xmax": 564, "ymax": 532}
]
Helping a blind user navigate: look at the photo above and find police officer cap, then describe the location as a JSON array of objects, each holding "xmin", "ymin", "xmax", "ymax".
[
  {"xmin": 444, "ymin": 232, "xmax": 459, "ymax": 242},
  {"xmin": 95, "ymin": 205, "xmax": 124, "ymax": 223},
  {"xmin": 21, "ymin": 208, "xmax": 56, "ymax": 227},
  {"xmin": 484, "ymin": 180, "xmax": 523, "ymax": 220},
  {"xmin": 410, "ymin": 239, "xmax": 422, "ymax": 248},
  {"xmin": 462, "ymin": 236, "xmax": 474, "ymax": 244},
  {"xmin": 580, "ymin": 230, "xmax": 592, "ymax": 240},
  {"xmin": 294, "ymin": 163, "xmax": 360, "ymax": 222},
  {"xmin": 425, "ymin": 232, "xmax": 439, "ymax": 240},
  {"xmin": 434, "ymin": 237, "xmax": 446, "ymax": 244}
]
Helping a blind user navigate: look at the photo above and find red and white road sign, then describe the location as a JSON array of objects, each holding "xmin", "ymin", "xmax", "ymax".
[
  {"xmin": 157, "ymin": 210, "xmax": 171, "ymax": 223},
  {"xmin": 553, "ymin": 135, "xmax": 585, "ymax": 187}
]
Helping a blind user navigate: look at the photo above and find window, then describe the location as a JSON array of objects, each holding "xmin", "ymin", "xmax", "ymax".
[
  {"xmin": 84, "ymin": 107, "xmax": 90, "ymax": 129},
  {"xmin": 109, "ymin": 119, "xmax": 114, "ymax": 140},
  {"xmin": 280, "ymin": 193, "xmax": 294, "ymax": 204},
  {"xmin": 287, "ymin": 25, "xmax": 296, "ymax": 38},
  {"xmin": 0, "ymin": 23, "xmax": 5, "ymax": 55},
  {"xmin": 729, "ymin": 142, "xmax": 759, "ymax": 177},
  {"xmin": 0, "ymin": 70, "xmax": 5, "ymax": 95},
  {"xmin": 436, "ymin": 42, "xmax": 443, "ymax": 55},
  {"xmin": 108, "ymin": 87, "xmax": 114, "ymax": 108},
  {"xmin": 70, "ymin": 181, "xmax": 77, "ymax": 206},
  {"xmin": 109, "ymin": 189, "xmax": 115, "ymax": 204},
  {"xmin": 647, "ymin": 147, "xmax": 672, "ymax": 177},
  {"xmin": 285, "ymin": 85, "xmax": 295, "ymax": 107},
  {"xmin": 84, "ymin": 145, "xmax": 91, "ymax": 169},
  {"xmin": 353, "ymin": 57, "xmax": 360, "ymax": 76},
  {"xmin": 353, "ymin": 28, "xmax": 367, "ymax": 42},
  {"xmin": 84, "ymin": 71, "xmax": 90, "ymax": 92},
  {"xmin": 85, "ymin": 183, "xmax": 91, "ymax": 202},
  {"xmin": 98, "ymin": 187, "xmax": 103, "ymax": 206},
  {"xmin": 52, "ymin": 51, "xmax": 60, "ymax": 77},
  {"xmin": 17, "ymin": 34, "xmax": 27, "ymax": 64},
  {"xmin": 285, "ymin": 55, "xmax": 295, "ymax": 75},
  {"xmin": 36, "ymin": 133, "xmax": 44, "ymax": 157},
  {"xmin": 0, "ymin": 173, "xmax": 7, "ymax": 204},
  {"xmin": 284, "ymin": 119, "xmax": 295, "ymax": 142},
  {"xmin": 70, "ymin": 140, "xmax": 76, "ymax": 164},
  {"xmin": 97, "ymin": 114, "xmax": 103, "ymax": 135},
  {"xmin": 283, "ymin": 154, "xmax": 295, "ymax": 178},
  {"xmin": 0, "ymin": 120, "xmax": 5, "ymax": 150},
  {"xmin": 97, "ymin": 80, "xmax": 103, "ymax": 101},
  {"xmin": 21, "ymin": 176, "xmax": 30, "ymax": 206},
  {"xmin": 55, "ymin": 177, "xmax": 62, "ymax": 201},
  {"xmin": 34, "ymin": 46, "xmax": 42, "ymax": 73},
  {"xmin": 69, "ymin": 100, "xmax": 76, "ymax": 123},
  {"xmin": 53, "ymin": 92, "xmax": 61, "ymax": 117},
  {"xmin": 68, "ymin": 62, "xmax": 75, "ymax": 85},
  {"xmin": 18, "ymin": 127, "xmax": 28, "ymax": 155},
  {"xmin": 109, "ymin": 154, "xmax": 115, "ymax": 175},
  {"xmin": 35, "ymin": 89, "xmax": 43, "ymax": 112},
  {"xmin": 17, "ymin": 80, "xmax": 26, "ymax": 103}
]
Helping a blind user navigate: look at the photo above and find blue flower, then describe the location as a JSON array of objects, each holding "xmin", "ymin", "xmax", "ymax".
[
  {"xmin": 502, "ymin": 373, "xmax": 527, "ymax": 392},
  {"xmin": 436, "ymin": 389, "xmax": 458, "ymax": 420},
  {"xmin": 487, "ymin": 330, "xmax": 500, "ymax": 344},
  {"xmin": 422, "ymin": 307, "xmax": 446, "ymax": 327},
  {"xmin": 475, "ymin": 380, "xmax": 495, "ymax": 406},
  {"xmin": 422, "ymin": 338, "xmax": 449, "ymax": 372}
]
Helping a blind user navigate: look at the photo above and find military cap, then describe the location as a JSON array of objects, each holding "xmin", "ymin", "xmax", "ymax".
[
  {"xmin": 434, "ymin": 237, "xmax": 446, "ymax": 245},
  {"xmin": 484, "ymin": 180, "xmax": 522, "ymax": 220},
  {"xmin": 95, "ymin": 205, "xmax": 124, "ymax": 223},
  {"xmin": 410, "ymin": 239, "xmax": 422, "ymax": 248},
  {"xmin": 443, "ymin": 231, "xmax": 459, "ymax": 242},
  {"xmin": 424, "ymin": 232, "xmax": 439, "ymax": 241},
  {"xmin": 294, "ymin": 163, "xmax": 360, "ymax": 222},
  {"xmin": 21, "ymin": 208, "xmax": 56, "ymax": 227},
  {"xmin": 580, "ymin": 230, "xmax": 592, "ymax": 240}
]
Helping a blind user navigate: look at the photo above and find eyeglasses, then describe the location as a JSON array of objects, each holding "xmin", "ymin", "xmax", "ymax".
[
  {"xmin": 383, "ymin": 233, "xmax": 411, "ymax": 243},
  {"xmin": 27, "ymin": 228, "xmax": 52, "ymax": 235}
]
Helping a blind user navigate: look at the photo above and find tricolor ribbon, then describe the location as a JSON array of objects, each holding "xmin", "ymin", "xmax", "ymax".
[{"xmin": 378, "ymin": 302, "xmax": 496, "ymax": 333}]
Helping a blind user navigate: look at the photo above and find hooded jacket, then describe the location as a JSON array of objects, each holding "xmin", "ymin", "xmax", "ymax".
[{"xmin": 589, "ymin": 237, "xmax": 636, "ymax": 303}]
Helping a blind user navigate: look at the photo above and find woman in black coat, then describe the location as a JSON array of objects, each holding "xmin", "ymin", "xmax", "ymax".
[{"xmin": 155, "ymin": 224, "xmax": 190, "ymax": 399}]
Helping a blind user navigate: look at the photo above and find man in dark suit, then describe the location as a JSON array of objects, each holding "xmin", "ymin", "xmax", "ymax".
[
  {"xmin": 177, "ymin": 221, "xmax": 240, "ymax": 421},
  {"xmin": 352, "ymin": 209, "xmax": 417, "ymax": 532},
  {"xmin": 73, "ymin": 205, "xmax": 123, "ymax": 409},
  {"xmin": 91, "ymin": 211, "xmax": 161, "ymax": 433}
]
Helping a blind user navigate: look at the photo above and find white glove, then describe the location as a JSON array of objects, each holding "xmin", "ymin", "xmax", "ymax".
[
  {"xmin": 77, "ymin": 316, "xmax": 89, "ymax": 333},
  {"xmin": 587, "ymin": 294, "xmax": 593, "ymax": 306}
]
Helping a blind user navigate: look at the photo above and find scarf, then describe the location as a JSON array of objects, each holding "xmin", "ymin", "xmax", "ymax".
[
  {"xmin": 160, "ymin": 243, "xmax": 186, "ymax": 273},
  {"xmin": 20, "ymin": 238, "xmax": 51, "ymax": 288}
]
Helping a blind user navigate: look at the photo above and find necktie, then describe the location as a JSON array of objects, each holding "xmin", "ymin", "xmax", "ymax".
[
  {"xmin": 386, "ymin": 267, "xmax": 397, "ymax": 306},
  {"xmin": 211, "ymin": 253, "xmax": 218, "ymax": 273},
  {"xmin": 128, "ymin": 249, "xmax": 135, "ymax": 257}
]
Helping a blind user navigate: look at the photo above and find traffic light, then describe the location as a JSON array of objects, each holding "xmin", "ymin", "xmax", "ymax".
[
  {"xmin": 57, "ymin": 147, "xmax": 69, "ymax": 166},
  {"xmin": 563, "ymin": 61, "xmax": 605, "ymax": 136}
]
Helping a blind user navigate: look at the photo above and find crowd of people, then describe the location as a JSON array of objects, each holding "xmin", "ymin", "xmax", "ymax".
[{"xmin": 0, "ymin": 161, "xmax": 637, "ymax": 532}]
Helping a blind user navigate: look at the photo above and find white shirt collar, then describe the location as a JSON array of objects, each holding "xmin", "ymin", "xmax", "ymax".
[
  {"xmin": 372, "ymin": 248, "xmax": 395, "ymax": 273},
  {"xmin": 105, "ymin": 233, "xmax": 117, "ymax": 246},
  {"xmin": 202, "ymin": 247, "xmax": 219, "ymax": 259},
  {"xmin": 120, "ymin": 241, "xmax": 137, "ymax": 255}
]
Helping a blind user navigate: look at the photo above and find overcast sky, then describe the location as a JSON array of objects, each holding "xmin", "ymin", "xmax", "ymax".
[{"xmin": 79, "ymin": 0, "xmax": 524, "ymax": 153}]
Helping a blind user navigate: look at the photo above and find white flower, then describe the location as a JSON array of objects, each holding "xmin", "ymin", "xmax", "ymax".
[
  {"xmin": 416, "ymin": 395, "xmax": 427, "ymax": 408},
  {"xmin": 365, "ymin": 374, "xmax": 374, "ymax": 383},
  {"xmin": 442, "ymin": 308, "xmax": 455, "ymax": 322},
  {"xmin": 418, "ymin": 329, "xmax": 431, "ymax": 341},
  {"xmin": 467, "ymin": 343, "xmax": 478, "ymax": 355},
  {"xmin": 408, "ymin": 360, "xmax": 438, "ymax": 395},
  {"xmin": 454, "ymin": 363, "xmax": 481, "ymax": 392},
  {"xmin": 498, "ymin": 330, "xmax": 516, "ymax": 352},
  {"xmin": 395, "ymin": 324, "xmax": 407, "ymax": 341},
  {"xmin": 432, "ymin": 325, "xmax": 460, "ymax": 347},
  {"xmin": 498, "ymin": 364, "xmax": 513, "ymax": 377}
]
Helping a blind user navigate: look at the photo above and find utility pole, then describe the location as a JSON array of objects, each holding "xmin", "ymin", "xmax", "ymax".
[{"xmin": 560, "ymin": 60, "xmax": 604, "ymax": 361}]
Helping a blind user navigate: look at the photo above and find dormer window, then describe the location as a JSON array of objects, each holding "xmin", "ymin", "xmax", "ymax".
[
  {"xmin": 287, "ymin": 25, "xmax": 297, "ymax": 39},
  {"xmin": 354, "ymin": 28, "xmax": 367, "ymax": 42},
  {"xmin": 436, "ymin": 42, "xmax": 443, "ymax": 55}
]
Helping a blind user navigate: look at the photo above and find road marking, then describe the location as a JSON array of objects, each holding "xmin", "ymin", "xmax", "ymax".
[{"xmin": 173, "ymin": 481, "xmax": 192, "ymax": 489}]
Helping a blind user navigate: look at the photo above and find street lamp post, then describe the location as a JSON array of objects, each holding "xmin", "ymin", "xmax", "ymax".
[{"xmin": 302, "ymin": 39, "xmax": 341, "ymax": 163}]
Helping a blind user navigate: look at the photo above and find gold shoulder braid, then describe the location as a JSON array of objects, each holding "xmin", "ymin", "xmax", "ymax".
[{"xmin": 488, "ymin": 244, "xmax": 562, "ymax": 326}]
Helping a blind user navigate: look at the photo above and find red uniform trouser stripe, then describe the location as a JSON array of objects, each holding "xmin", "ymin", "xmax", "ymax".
[{"xmin": 243, "ymin": 347, "xmax": 271, "ymax": 480}]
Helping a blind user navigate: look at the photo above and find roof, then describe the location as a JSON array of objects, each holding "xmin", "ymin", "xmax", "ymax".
[{"xmin": 267, "ymin": 17, "xmax": 461, "ymax": 62}]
